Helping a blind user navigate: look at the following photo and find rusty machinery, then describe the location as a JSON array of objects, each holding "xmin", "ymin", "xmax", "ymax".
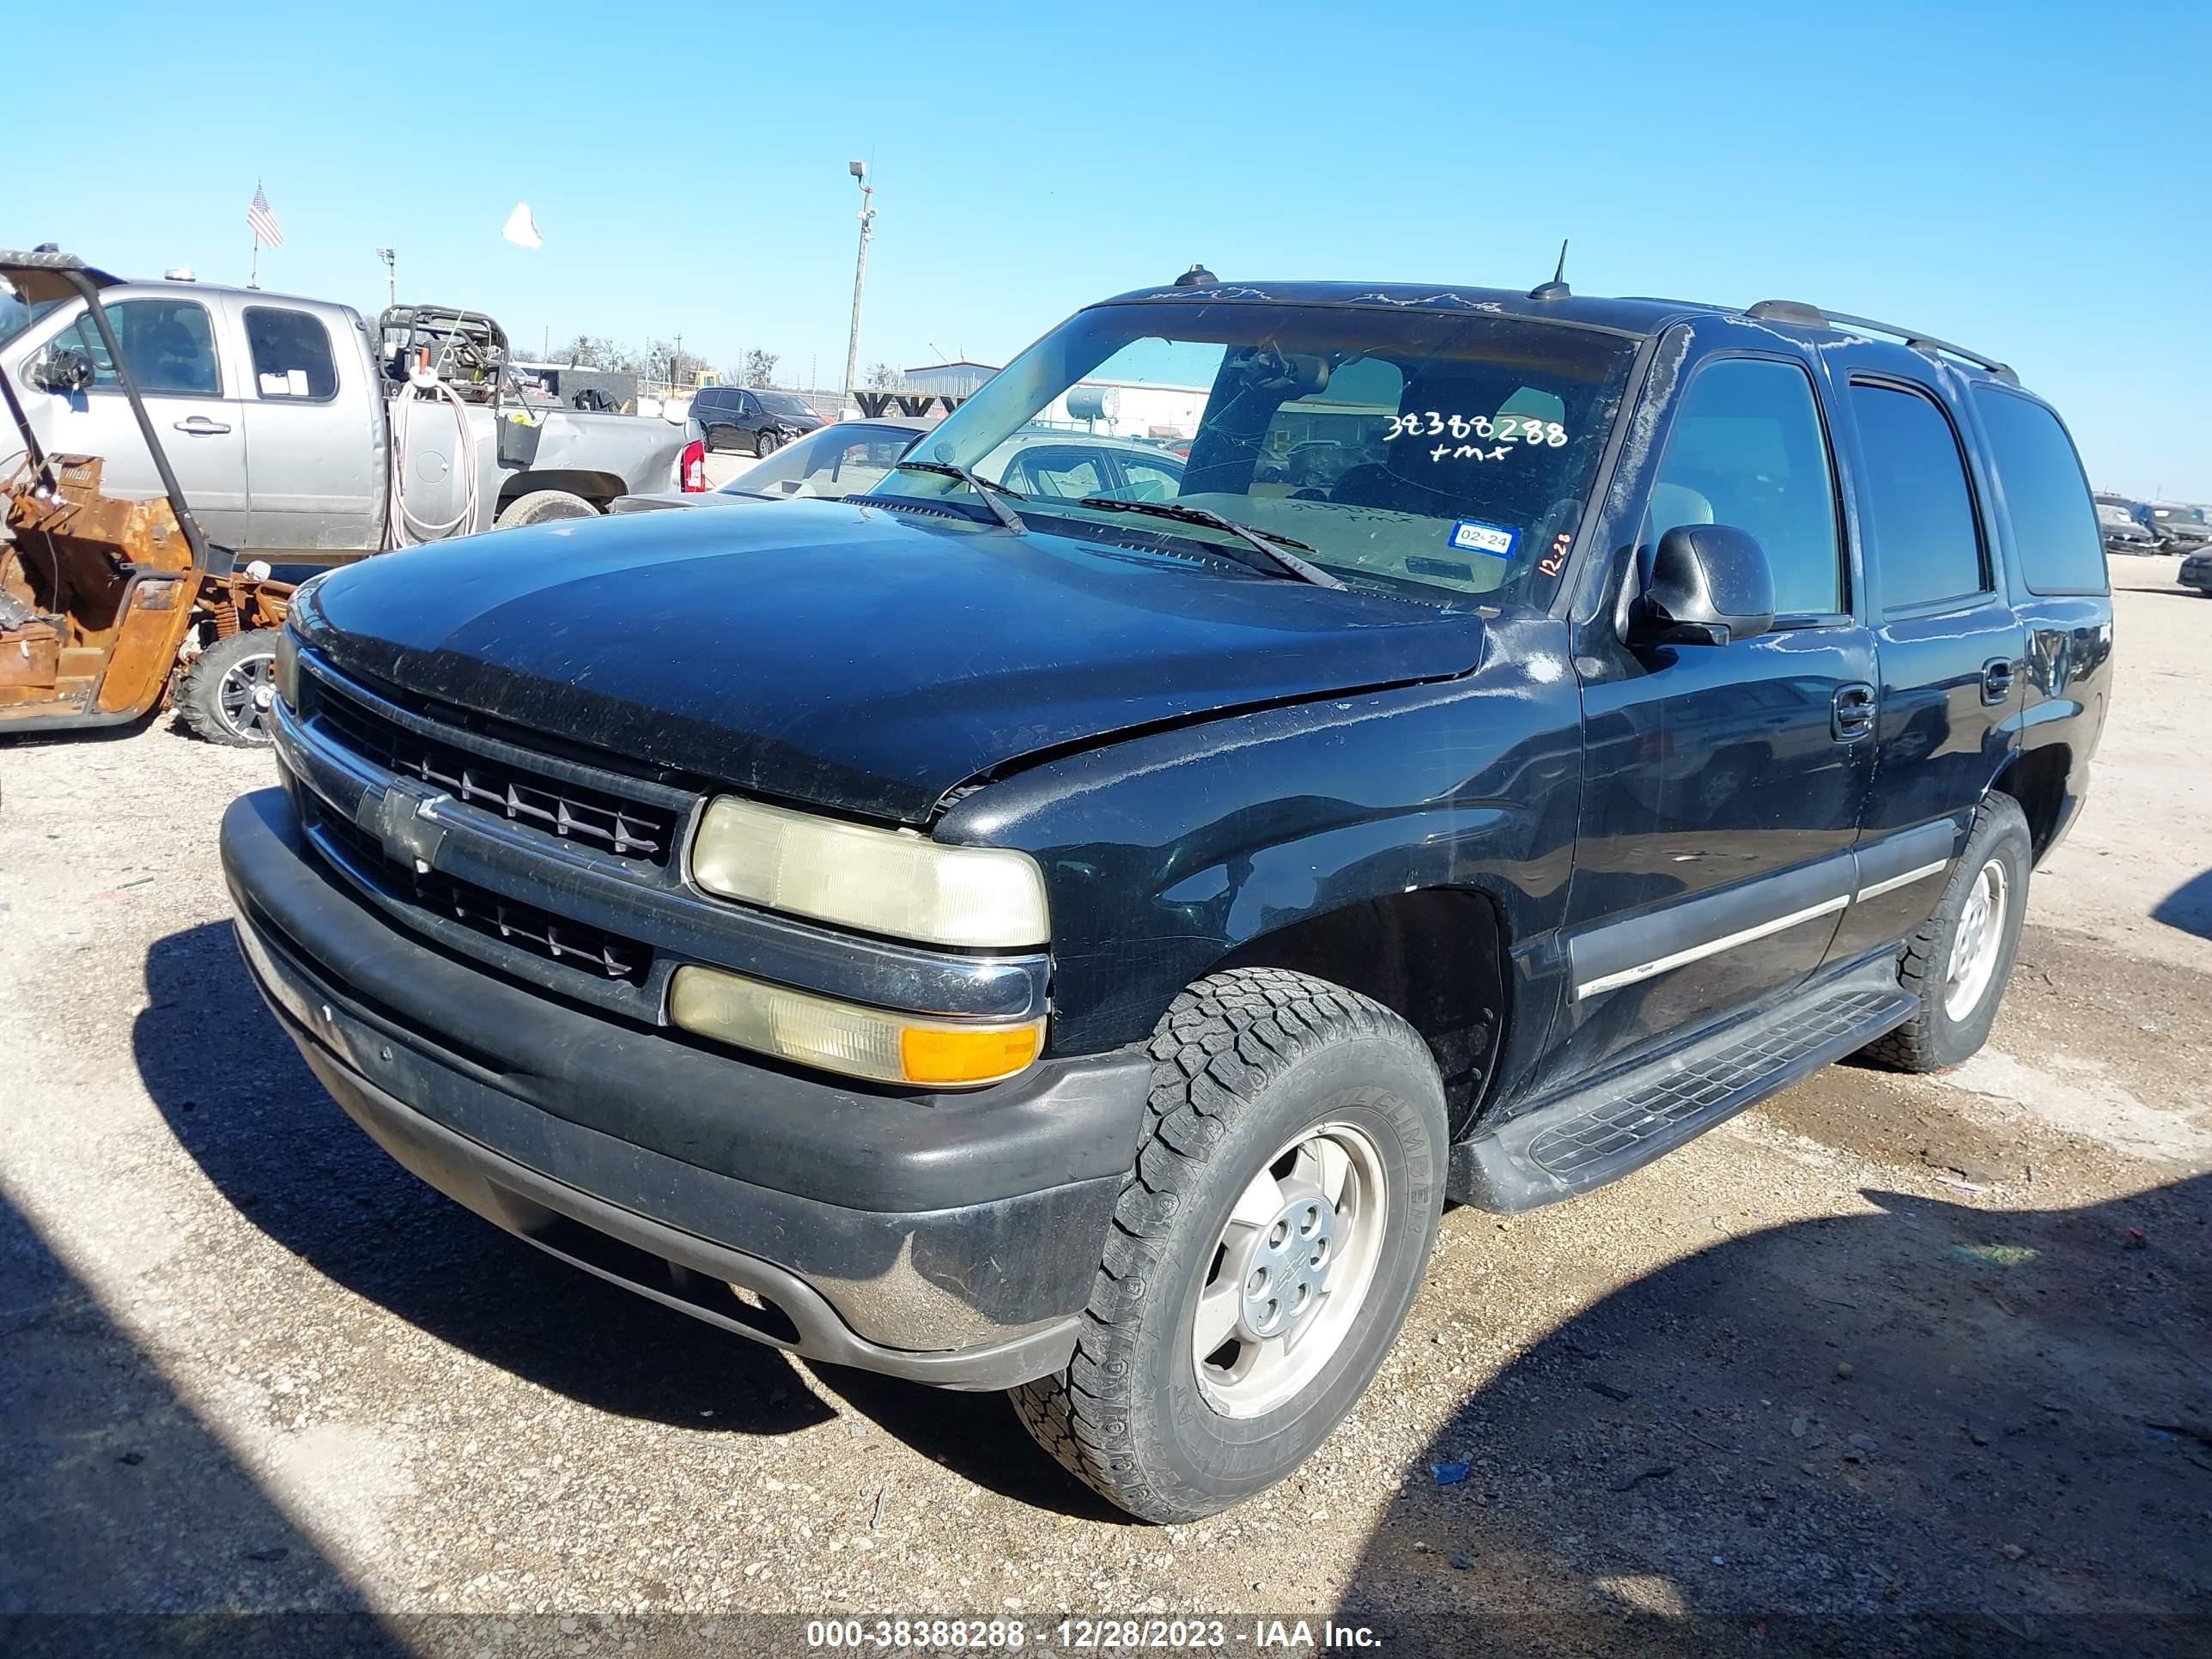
[{"xmin": 1, "ymin": 249, "xmax": 295, "ymax": 745}]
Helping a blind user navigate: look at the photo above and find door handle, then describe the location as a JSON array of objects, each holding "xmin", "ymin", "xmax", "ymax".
[
  {"xmin": 173, "ymin": 416, "xmax": 231, "ymax": 434},
  {"xmin": 1832, "ymin": 682, "xmax": 1875, "ymax": 743},
  {"xmin": 1980, "ymin": 658, "xmax": 2014, "ymax": 706}
]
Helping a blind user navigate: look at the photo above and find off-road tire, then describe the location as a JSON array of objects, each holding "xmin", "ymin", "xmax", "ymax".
[
  {"xmin": 1010, "ymin": 968, "xmax": 1447, "ymax": 1522},
  {"xmin": 176, "ymin": 628, "xmax": 281, "ymax": 748},
  {"xmin": 1861, "ymin": 793, "xmax": 2032, "ymax": 1073},
  {"xmin": 495, "ymin": 489, "xmax": 599, "ymax": 528}
]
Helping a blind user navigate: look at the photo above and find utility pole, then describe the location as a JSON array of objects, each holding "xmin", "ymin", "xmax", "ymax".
[
  {"xmin": 376, "ymin": 247, "xmax": 396, "ymax": 308},
  {"xmin": 675, "ymin": 333, "xmax": 684, "ymax": 391},
  {"xmin": 842, "ymin": 160, "xmax": 877, "ymax": 408}
]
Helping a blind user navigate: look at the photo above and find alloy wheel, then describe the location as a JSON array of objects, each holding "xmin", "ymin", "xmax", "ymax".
[{"xmin": 1191, "ymin": 1121, "xmax": 1389, "ymax": 1419}]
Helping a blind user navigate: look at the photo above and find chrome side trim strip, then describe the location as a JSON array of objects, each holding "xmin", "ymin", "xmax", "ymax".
[
  {"xmin": 1574, "ymin": 895, "xmax": 1850, "ymax": 1000},
  {"xmin": 1855, "ymin": 858, "xmax": 1949, "ymax": 903}
]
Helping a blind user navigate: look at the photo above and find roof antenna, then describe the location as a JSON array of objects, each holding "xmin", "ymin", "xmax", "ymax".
[{"xmin": 1528, "ymin": 240, "xmax": 1570, "ymax": 301}]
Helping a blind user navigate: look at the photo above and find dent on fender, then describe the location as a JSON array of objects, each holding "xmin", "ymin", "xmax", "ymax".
[{"xmin": 942, "ymin": 620, "xmax": 1587, "ymax": 1054}]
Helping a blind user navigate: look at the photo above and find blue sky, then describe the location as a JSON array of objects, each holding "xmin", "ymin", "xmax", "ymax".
[{"xmin": 20, "ymin": 1, "xmax": 2208, "ymax": 497}]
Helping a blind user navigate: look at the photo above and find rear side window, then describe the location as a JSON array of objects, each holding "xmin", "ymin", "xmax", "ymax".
[
  {"xmin": 1848, "ymin": 381, "xmax": 1986, "ymax": 609},
  {"xmin": 244, "ymin": 306, "xmax": 337, "ymax": 400},
  {"xmin": 1648, "ymin": 357, "xmax": 1844, "ymax": 617},
  {"xmin": 1971, "ymin": 386, "xmax": 2107, "ymax": 595}
]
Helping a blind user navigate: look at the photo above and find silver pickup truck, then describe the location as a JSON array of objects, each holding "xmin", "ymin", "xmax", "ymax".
[{"xmin": 1, "ymin": 276, "xmax": 697, "ymax": 563}]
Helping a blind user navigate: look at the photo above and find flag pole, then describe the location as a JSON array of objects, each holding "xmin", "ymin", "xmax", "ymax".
[{"xmin": 250, "ymin": 231, "xmax": 259, "ymax": 289}]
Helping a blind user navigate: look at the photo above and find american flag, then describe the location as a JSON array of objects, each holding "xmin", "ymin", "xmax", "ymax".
[{"xmin": 247, "ymin": 184, "xmax": 283, "ymax": 248}]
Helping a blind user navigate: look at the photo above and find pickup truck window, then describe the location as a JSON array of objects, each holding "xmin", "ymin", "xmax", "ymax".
[
  {"xmin": 58, "ymin": 298, "xmax": 219, "ymax": 398},
  {"xmin": 1970, "ymin": 386, "xmax": 2107, "ymax": 596},
  {"xmin": 244, "ymin": 306, "xmax": 337, "ymax": 401},
  {"xmin": 1648, "ymin": 358, "xmax": 1843, "ymax": 617},
  {"xmin": 889, "ymin": 301, "xmax": 1638, "ymax": 605},
  {"xmin": 1848, "ymin": 380, "xmax": 1987, "ymax": 610}
]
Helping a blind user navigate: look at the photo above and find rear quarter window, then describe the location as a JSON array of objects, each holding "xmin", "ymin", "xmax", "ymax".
[{"xmin": 1971, "ymin": 386, "xmax": 2108, "ymax": 595}]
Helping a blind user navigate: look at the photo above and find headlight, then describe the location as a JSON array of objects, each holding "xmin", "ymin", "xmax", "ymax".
[
  {"xmin": 273, "ymin": 625, "xmax": 301, "ymax": 710},
  {"xmin": 690, "ymin": 795, "xmax": 1049, "ymax": 948},
  {"xmin": 669, "ymin": 965, "xmax": 1044, "ymax": 1088}
]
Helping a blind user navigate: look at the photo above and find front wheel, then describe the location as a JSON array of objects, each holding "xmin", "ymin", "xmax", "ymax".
[
  {"xmin": 176, "ymin": 629, "xmax": 281, "ymax": 748},
  {"xmin": 1011, "ymin": 969, "xmax": 1447, "ymax": 1522},
  {"xmin": 753, "ymin": 428, "xmax": 782, "ymax": 458},
  {"xmin": 1861, "ymin": 794, "xmax": 2032, "ymax": 1072}
]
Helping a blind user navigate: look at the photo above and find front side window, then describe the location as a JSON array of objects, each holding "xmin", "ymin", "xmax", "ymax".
[
  {"xmin": 1647, "ymin": 357, "xmax": 1843, "ymax": 617},
  {"xmin": 1849, "ymin": 380, "xmax": 1987, "ymax": 609},
  {"xmin": 1971, "ymin": 386, "xmax": 2106, "ymax": 595},
  {"xmin": 58, "ymin": 299, "xmax": 219, "ymax": 397},
  {"xmin": 878, "ymin": 301, "xmax": 1638, "ymax": 604},
  {"xmin": 1115, "ymin": 453, "xmax": 1184, "ymax": 502},
  {"xmin": 244, "ymin": 306, "xmax": 337, "ymax": 400}
]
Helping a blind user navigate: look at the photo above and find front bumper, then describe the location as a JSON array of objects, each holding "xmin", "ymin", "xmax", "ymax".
[
  {"xmin": 222, "ymin": 787, "xmax": 1151, "ymax": 1389},
  {"xmin": 2178, "ymin": 557, "xmax": 2212, "ymax": 591}
]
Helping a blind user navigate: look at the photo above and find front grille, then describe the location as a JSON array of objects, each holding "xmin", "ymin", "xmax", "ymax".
[
  {"xmin": 308, "ymin": 801, "xmax": 651, "ymax": 984},
  {"xmin": 306, "ymin": 676, "xmax": 679, "ymax": 866}
]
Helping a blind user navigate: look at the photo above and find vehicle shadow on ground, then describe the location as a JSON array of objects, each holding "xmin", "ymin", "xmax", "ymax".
[
  {"xmin": 0, "ymin": 1189, "xmax": 409, "ymax": 1654},
  {"xmin": 1341, "ymin": 1176, "xmax": 2212, "ymax": 1656},
  {"xmin": 135, "ymin": 921, "xmax": 1109, "ymax": 1515},
  {"xmin": 2151, "ymin": 869, "xmax": 2212, "ymax": 944}
]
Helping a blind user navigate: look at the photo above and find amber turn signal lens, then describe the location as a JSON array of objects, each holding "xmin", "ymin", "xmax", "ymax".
[{"xmin": 898, "ymin": 1023, "xmax": 1043, "ymax": 1087}]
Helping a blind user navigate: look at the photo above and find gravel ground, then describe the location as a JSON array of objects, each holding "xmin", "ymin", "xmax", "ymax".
[{"xmin": 2, "ymin": 554, "xmax": 2207, "ymax": 1657}]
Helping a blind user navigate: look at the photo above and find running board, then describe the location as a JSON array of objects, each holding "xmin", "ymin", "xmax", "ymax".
[{"xmin": 1449, "ymin": 972, "xmax": 1917, "ymax": 1212}]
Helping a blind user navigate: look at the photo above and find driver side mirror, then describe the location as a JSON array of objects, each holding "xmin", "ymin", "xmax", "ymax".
[
  {"xmin": 1634, "ymin": 523, "xmax": 1775, "ymax": 647},
  {"xmin": 34, "ymin": 347, "xmax": 94, "ymax": 395}
]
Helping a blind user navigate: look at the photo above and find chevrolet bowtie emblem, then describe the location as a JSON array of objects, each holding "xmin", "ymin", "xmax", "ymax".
[{"xmin": 374, "ymin": 781, "xmax": 449, "ymax": 871}]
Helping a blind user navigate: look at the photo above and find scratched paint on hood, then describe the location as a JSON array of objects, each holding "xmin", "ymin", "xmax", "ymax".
[{"xmin": 296, "ymin": 499, "xmax": 1488, "ymax": 823}]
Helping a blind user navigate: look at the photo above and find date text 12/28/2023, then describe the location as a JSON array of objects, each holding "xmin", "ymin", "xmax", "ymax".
[{"xmin": 802, "ymin": 1616, "xmax": 1386, "ymax": 1650}]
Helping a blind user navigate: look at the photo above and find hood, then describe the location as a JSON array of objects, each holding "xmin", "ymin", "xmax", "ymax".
[{"xmin": 299, "ymin": 500, "xmax": 1487, "ymax": 823}]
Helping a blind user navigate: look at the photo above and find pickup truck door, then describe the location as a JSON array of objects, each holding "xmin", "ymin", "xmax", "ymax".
[
  {"xmin": 222, "ymin": 294, "xmax": 385, "ymax": 556},
  {"xmin": 8, "ymin": 292, "xmax": 252, "ymax": 548},
  {"xmin": 1820, "ymin": 357, "xmax": 2027, "ymax": 961},
  {"xmin": 1556, "ymin": 343, "xmax": 1877, "ymax": 1087}
]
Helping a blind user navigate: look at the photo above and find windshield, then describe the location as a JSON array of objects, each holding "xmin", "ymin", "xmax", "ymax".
[
  {"xmin": 0, "ymin": 277, "xmax": 60, "ymax": 353},
  {"xmin": 874, "ymin": 300, "xmax": 1639, "ymax": 603},
  {"xmin": 721, "ymin": 422, "xmax": 922, "ymax": 498},
  {"xmin": 756, "ymin": 390, "xmax": 813, "ymax": 417}
]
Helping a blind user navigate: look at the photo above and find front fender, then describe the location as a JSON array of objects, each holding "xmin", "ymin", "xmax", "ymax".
[{"xmin": 938, "ymin": 616, "xmax": 1586, "ymax": 1054}]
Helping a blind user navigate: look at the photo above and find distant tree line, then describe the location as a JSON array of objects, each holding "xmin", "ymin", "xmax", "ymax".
[{"xmin": 550, "ymin": 333, "xmax": 907, "ymax": 393}]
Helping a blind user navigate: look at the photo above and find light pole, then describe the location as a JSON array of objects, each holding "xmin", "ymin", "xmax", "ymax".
[
  {"xmin": 841, "ymin": 160, "xmax": 876, "ymax": 408},
  {"xmin": 375, "ymin": 247, "xmax": 395, "ymax": 307}
]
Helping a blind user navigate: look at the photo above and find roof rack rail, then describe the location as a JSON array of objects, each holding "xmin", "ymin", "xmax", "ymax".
[{"xmin": 1744, "ymin": 300, "xmax": 2017, "ymax": 384}]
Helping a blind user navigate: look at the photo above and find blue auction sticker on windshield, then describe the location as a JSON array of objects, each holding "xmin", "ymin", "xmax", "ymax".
[{"xmin": 1448, "ymin": 519, "xmax": 1517, "ymax": 568}]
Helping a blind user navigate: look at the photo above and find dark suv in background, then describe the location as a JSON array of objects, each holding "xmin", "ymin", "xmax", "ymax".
[
  {"xmin": 226, "ymin": 276, "xmax": 2112, "ymax": 1525},
  {"xmin": 690, "ymin": 385, "xmax": 827, "ymax": 455}
]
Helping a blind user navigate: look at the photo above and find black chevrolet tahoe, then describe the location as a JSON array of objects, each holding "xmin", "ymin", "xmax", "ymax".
[{"xmin": 222, "ymin": 276, "xmax": 2114, "ymax": 1524}]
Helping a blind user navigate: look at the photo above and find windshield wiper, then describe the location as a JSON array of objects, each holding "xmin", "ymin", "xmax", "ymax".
[
  {"xmin": 1072, "ymin": 498, "xmax": 1344, "ymax": 589},
  {"xmin": 891, "ymin": 461, "xmax": 1028, "ymax": 532}
]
